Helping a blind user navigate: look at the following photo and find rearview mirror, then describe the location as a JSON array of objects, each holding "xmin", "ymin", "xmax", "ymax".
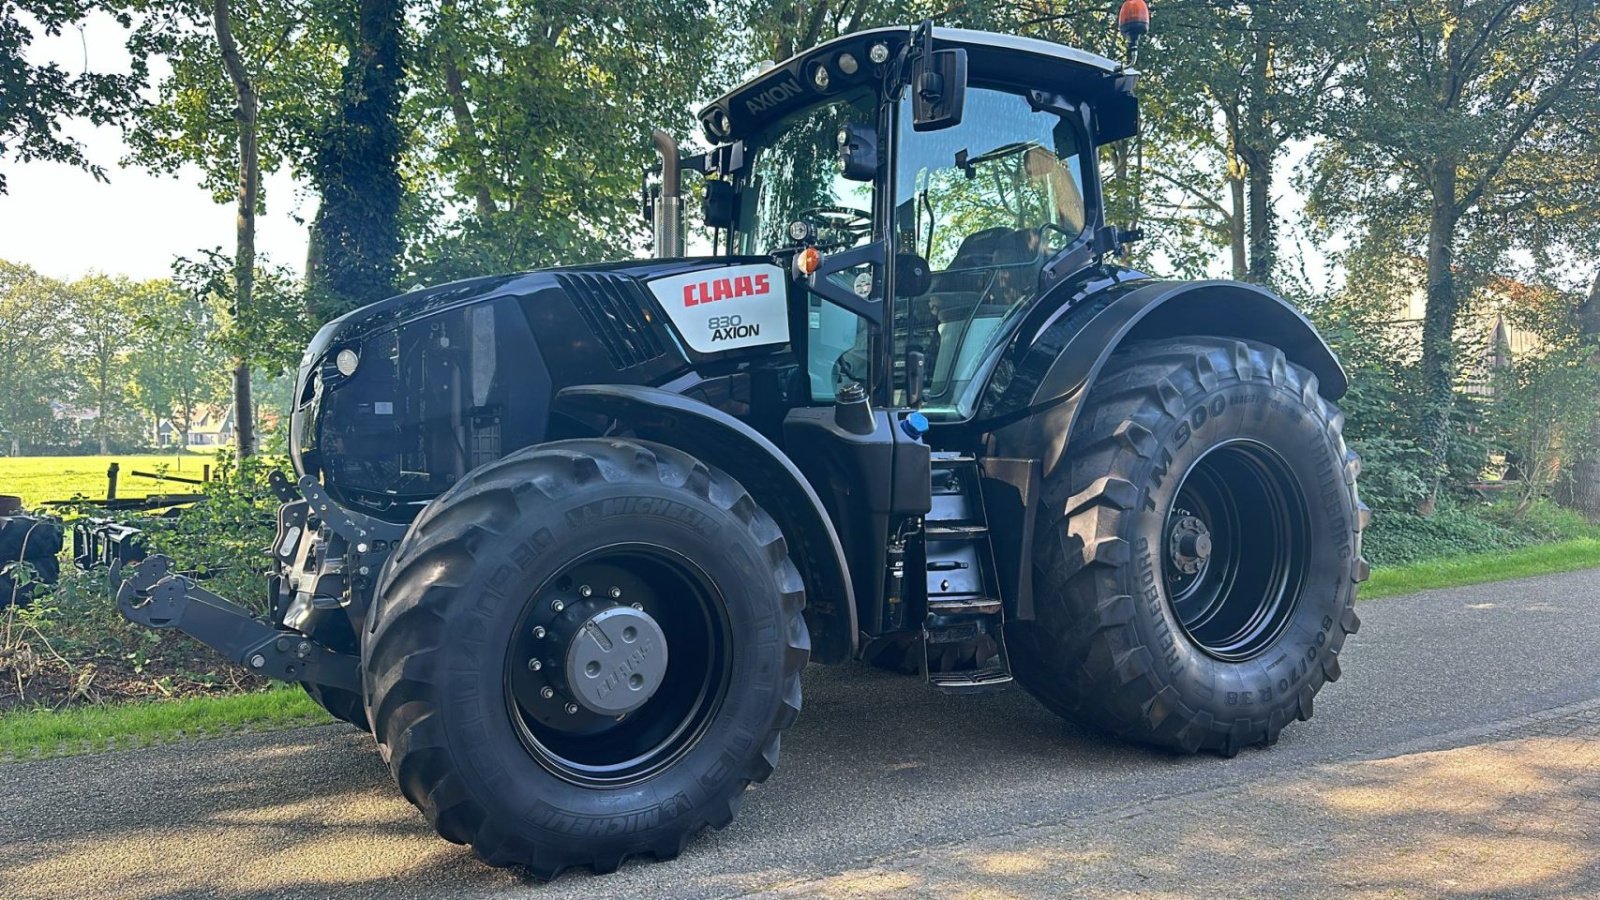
[
  {"xmin": 911, "ymin": 49, "xmax": 967, "ymax": 132},
  {"xmin": 837, "ymin": 122, "xmax": 878, "ymax": 182},
  {"xmin": 703, "ymin": 179, "xmax": 736, "ymax": 230}
]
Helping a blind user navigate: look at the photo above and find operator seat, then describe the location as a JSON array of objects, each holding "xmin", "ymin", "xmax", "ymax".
[{"xmin": 925, "ymin": 226, "xmax": 1044, "ymax": 393}]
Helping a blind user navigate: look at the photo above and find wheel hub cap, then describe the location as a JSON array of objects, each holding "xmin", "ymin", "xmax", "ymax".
[
  {"xmin": 563, "ymin": 605, "xmax": 669, "ymax": 715},
  {"xmin": 1167, "ymin": 514, "xmax": 1212, "ymax": 576}
]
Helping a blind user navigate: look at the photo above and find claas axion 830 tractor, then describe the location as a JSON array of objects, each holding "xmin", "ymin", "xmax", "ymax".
[{"xmin": 117, "ymin": 13, "xmax": 1367, "ymax": 877}]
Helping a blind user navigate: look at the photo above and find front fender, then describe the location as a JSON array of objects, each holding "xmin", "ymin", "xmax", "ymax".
[
  {"xmin": 979, "ymin": 279, "xmax": 1347, "ymax": 478},
  {"xmin": 553, "ymin": 384, "xmax": 857, "ymax": 663}
]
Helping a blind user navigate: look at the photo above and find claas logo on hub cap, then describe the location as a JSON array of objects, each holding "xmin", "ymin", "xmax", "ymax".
[{"xmin": 683, "ymin": 273, "xmax": 772, "ymax": 307}]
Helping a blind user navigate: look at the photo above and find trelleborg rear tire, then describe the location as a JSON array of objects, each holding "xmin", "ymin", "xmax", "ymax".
[{"xmin": 1010, "ymin": 337, "xmax": 1369, "ymax": 755}]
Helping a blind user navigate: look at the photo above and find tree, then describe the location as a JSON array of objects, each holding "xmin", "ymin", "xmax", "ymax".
[
  {"xmin": 129, "ymin": 0, "xmax": 341, "ymax": 455},
  {"xmin": 0, "ymin": 3, "xmax": 146, "ymax": 192},
  {"xmin": 1554, "ymin": 272, "xmax": 1600, "ymax": 518},
  {"xmin": 0, "ymin": 261, "xmax": 70, "ymax": 454},
  {"xmin": 62, "ymin": 273, "xmax": 136, "ymax": 454},
  {"xmin": 305, "ymin": 0, "xmax": 406, "ymax": 320},
  {"xmin": 406, "ymin": 0, "xmax": 749, "ymax": 282},
  {"xmin": 126, "ymin": 279, "xmax": 229, "ymax": 448},
  {"xmin": 1148, "ymin": 1, "xmax": 1347, "ymax": 285},
  {"xmin": 1309, "ymin": 0, "xmax": 1600, "ymax": 509},
  {"xmin": 212, "ymin": 0, "xmax": 261, "ymax": 456}
]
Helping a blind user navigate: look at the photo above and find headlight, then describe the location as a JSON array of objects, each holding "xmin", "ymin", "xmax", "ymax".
[{"xmin": 335, "ymin": 348, "xmax": 360, "ymax": 377}]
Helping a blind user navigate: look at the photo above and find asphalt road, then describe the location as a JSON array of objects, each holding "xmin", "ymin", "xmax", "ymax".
[{"xmin": 3, "ymin": 568, "xmax": 1599, "ymax": 899}]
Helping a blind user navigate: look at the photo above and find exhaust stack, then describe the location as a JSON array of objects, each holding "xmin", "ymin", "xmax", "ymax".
[{"xmin": 652, "ymin": 129, "xmax": 684, "ymax": 258}]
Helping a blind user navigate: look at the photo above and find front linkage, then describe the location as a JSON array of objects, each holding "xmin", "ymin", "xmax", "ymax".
[
  {"xmin": 116, "ymin": 469, "xmax": 400, "ymax": 701},
  {"xmin": 118, "ymin": 555, "xmax": 360, "ymax": 693}
]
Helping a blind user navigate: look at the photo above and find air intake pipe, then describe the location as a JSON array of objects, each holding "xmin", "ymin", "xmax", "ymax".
[{"xmin": 651, "ymin": 129, "xmax": 684, "ymax": 259}]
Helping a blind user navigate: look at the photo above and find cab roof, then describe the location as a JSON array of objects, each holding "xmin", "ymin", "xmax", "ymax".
[{"xmin": 698, "ymin": 26, "xmax": 1137, "ymax": 146}]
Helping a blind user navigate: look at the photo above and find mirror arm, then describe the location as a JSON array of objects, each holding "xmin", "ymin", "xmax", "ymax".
[{"xmin": 800, "ymin": 242, "xmax": 886, "ymax": 326}]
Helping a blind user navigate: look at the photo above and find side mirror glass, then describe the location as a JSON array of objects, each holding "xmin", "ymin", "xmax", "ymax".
[
  {"xmin": 911, "ymin": 48, "xmax": 967, "ymax": 132},
  {"xmin": 837, "ymin": 122, "xmax": 877, "ymax": 182},
  {"xmin": 703, "ymin": 180, "xmax": 736, "ymax": 230}
]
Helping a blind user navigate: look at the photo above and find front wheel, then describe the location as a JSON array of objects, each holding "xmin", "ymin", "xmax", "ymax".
[
  {"xmin": 1011, "ymin": 337, "xmax": 1368, "ymax": 755},
  {"xmin": 362, "ymin": 439, "xmax": 808, "ymax": 876}
]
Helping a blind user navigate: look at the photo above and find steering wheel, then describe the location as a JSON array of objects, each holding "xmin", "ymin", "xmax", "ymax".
[{"xmin": 798, "ymin": 205, "xmax": 872, "ymax": 250}]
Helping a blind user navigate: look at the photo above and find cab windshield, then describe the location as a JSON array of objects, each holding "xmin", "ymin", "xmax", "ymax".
[
  {"xmin": 738, "ymin": 88, "xmax": 882, "ymax": 401},
  {"xmin": 736, "ymin": 88, "xmax": 880, "ymax": 256}
]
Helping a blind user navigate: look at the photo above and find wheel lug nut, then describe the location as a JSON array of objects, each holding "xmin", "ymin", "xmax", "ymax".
[
  {"xmin": 608, "ymin": 586, "xmax": 622, "ymax": 599},
  {"xmin": 527, "ymin": 658, "xmax": 542, "ymax": 672},
  {"xmin": 565, "ymin": 703, "xmax": 580, "ymax": 715},
  {"xmin": 551, "ymin": 599, "xmax": 565, "ymax": 612},
  {"xmin": 579, "ymin": 585, "xmax": 592, "ymax": 598},
  {"xmin": 532, "ymin": 626, "xmax": 546, "ymax": 639},
  {"xmin": 631, "ymin": 602, "xmax": 643, "ymax": 611},
  {"xmin": 540, "ymin": 686, "xmax": 555, "ymax": 699}
]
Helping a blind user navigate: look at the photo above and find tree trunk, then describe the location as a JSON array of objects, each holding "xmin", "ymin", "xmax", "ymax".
[
  {"xmin": 1555, "ymin": 271, "xmax": 1600, "ymax": 520},
  {"xmin": 214, "ymin": 0, "xmax": 256, "ymax": 458},
  {"xmin": 439, "ymin": 0, "xmax": 495, "ymax": 220},
  {"xmin": 98, "ymin": 360, "xmax": 110, "ymax": 454},
  {"xmin": 1221, "ymin": 99, "xmax": 1251, "ymax": 281},
  {"xmin": 1228, "ymin": 174, "xmax": 1247, "ymax": 280},
  {"xmin": 1245, "ymin": 155, "xmax": 1274, "ymax": 285},
  {"xmin": 307, "ymin": 0, "xmax": 406, "ymax": 320},
  {"xmin": 1239, "ymin": 24, "xmax": 1275, "ymax": 287},
  {"xmin": 1418, "ymin": 173, "xmax": 1462, "ymax": 512}
]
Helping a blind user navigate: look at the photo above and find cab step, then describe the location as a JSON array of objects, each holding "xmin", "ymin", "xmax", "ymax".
[{"xmin": 920, "ymin": 453, "xmax": 1012, "ymax": 692}]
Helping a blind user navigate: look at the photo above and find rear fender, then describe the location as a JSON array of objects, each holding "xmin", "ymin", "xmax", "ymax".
[
  {"xmin": 982, "ymin": 279, "xmax": 1347, "ymax": 479},
  {"xmin": 553, "ymin": 384, "xmax": 857, "ymax": 663}
]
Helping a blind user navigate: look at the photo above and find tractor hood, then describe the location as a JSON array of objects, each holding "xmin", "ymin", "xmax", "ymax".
[{"xmin": 290, "ymin": 257, "xmax": 799, "ymax": 519}]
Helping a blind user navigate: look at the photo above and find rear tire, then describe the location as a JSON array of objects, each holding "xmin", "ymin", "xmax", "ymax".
[
  {"xmin": 1010, "ymin": 337, "xmax": 1368, "ymax": 755},
  {"xmin": 362, "ymin": 438, "xmax": 808, "ymax": 876}
]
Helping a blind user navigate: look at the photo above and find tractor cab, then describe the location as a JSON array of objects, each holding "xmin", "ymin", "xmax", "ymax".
[{"xmin": 676, "ymin": 26, "xmax": 1140, "ymax": 420}]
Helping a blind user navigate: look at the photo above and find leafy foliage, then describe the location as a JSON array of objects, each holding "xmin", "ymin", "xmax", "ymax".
[
  {"xmin": 0, "ymin": 3, "xmax": 147, "ymax": 193},
  {"xmin": 403, "ymin": 0, "xmax": 751, "ymax": 281}
]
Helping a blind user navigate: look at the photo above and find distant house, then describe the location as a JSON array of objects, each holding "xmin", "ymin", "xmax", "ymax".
[
  {"xmin": 1382, "ymin": 263, "xmax": 1554, "ymax": 398},
  {"xmin": 48, "ymin": 401, "xmax": 100, "ymax": 436},
  {"xmin": 187, "ymin": 404, "xmax": 236, "ymax": 448}
]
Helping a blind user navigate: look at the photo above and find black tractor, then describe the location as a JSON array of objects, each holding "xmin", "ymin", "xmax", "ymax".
[{"xmin": 116, "ymin": 20, "xmax": 1367, "ymax": 878}]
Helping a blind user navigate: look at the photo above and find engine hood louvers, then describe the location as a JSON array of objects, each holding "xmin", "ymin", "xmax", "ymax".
[{"xmin": 556, "ymin": 272, "xmax": 668, "ymax": 369}]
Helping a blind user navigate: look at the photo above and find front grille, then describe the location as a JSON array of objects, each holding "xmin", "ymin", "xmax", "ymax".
[{"xmin": 556, "ymin": 272, "xmax": 667, "ymax": 369}]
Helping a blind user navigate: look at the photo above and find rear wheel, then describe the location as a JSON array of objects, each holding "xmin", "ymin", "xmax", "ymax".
[
  {"xmin": 1010, "ymin": 337, "xmax": 1368, "ymax": 755},
  {"xmin": 362, "ymin": 439, "xmax": 808, "ymax": 876}
]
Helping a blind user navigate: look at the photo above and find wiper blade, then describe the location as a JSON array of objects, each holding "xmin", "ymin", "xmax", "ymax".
[{"xmin": 955, "ymin": 140, "xmax": 1041, "ymax": 175}]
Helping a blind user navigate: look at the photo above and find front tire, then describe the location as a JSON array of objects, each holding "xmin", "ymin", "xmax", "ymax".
[
  {"xmin": 362, "ymin": 439, "xmax": 808, "ymax": 876},
  {"xmin": 1011, "ymin": 337, "xmax": 1368, "ymax": 755},
  {"xmin": 302, "ymin": 683, "xmax": 369, "ymax": 731}
]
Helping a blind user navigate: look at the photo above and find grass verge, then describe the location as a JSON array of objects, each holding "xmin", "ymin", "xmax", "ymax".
[
  {"xmin": 1361, "ymin": 537, "xmax": 1600, "ymax": 600},
  {"xmin": 0, "ymin": 687, "xmax": 330, "ymax": 761}
]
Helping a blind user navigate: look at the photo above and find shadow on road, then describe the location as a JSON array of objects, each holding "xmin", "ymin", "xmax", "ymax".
[{"xmin": 2, "ymin": 644, "xmax": 1598, "ymax": 898}]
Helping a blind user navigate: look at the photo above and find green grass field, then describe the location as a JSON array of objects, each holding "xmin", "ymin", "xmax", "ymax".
[{"xmin": 0, "ymin": 453, "xmax": 220, "ymax": 506}]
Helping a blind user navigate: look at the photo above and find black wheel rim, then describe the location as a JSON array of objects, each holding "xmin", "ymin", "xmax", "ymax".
[
  {"xmin": 504, "ymin": 544, "xmax": 731, "ymax": 787},
  {"xmin": 1163, "ymin": 440, "xmax": 1310, "ymax": 662}
]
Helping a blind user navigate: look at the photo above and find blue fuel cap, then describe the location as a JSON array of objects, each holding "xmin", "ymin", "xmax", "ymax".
[{"xmin": 900, "ymin": 411, "xmax": 930, "ymax": 440}]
